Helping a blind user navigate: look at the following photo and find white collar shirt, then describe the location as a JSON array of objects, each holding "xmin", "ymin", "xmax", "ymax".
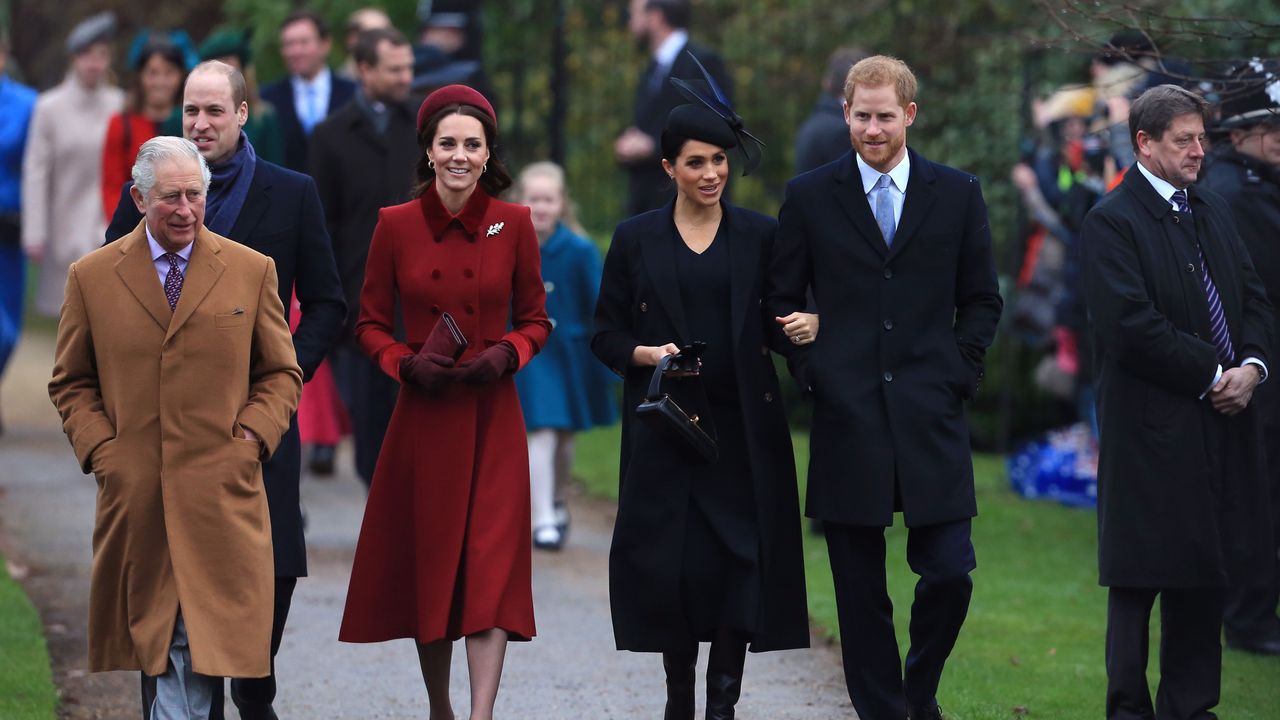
[
  {"xmin": 1134, "ymin": 160, "xmax": 1187, "ymax": 211},
  {"xmin": 146, "ymin": 225, "xmax": 194, "ymax": 286},
  {"xmin": 856, "ymin": 150, "xmax": 911, "ymax": 228},
  {"xmin": 653, "ymin": 29, "xmax": 689, "ymax": 74},
  {"xmin": 291, "ymin": 67, "xmax": 332, "ymax": 128}
]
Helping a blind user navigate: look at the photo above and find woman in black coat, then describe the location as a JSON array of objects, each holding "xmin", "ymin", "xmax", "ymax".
[{"xmin": 592, "ymin": 102, "xmax": 814, "ymax": 719}]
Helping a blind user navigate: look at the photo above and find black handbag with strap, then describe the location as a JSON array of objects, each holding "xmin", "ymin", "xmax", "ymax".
[{"xmin": 635, "ymin": 353, "xmax": 718, "ymax": 464}]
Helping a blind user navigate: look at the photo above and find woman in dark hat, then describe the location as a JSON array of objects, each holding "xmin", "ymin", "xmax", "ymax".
[
  {"xmin": 338, "ymin": 84, "xmax": 550, "ymax": 720},
  {"xmin": 592, "ymin": 90, "xmax": 816, "ymax": 717},
  {"xmin": 99, "ymin": 31, "xmax": 192, "ymax": 221}
]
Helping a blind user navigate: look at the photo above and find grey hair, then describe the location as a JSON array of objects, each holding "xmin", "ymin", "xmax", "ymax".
[{"xmin": 131, "ymin": 136, "xmax": 211, "ymax": 199}]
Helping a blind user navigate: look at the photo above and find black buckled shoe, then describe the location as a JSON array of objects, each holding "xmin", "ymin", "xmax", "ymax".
[{"xmin": 908, "ymin": 704, "xmax": 945, "ymax": 720}]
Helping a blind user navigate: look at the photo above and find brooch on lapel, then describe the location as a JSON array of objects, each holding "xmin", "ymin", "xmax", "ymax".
[{"xmin": 486, "ymin": 222, "xmax": 505, "ymax": 237}]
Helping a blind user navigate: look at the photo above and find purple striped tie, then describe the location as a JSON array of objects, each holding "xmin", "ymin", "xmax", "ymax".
[
  {"xmin": 163, "ymin": 252, "xmax": 184, "ymax": 311},
  {"xmin": 1173, "ymin": 189, "xmax": 1235, "ymax": 365}
]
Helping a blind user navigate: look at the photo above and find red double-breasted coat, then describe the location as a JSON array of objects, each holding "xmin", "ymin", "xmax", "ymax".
[{"xmin": 339, "ymin": 186, "xmax": 550, "ymax": 644}]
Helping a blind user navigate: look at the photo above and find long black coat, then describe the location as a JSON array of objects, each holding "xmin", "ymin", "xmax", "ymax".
[
  {"xmin": 309, "ymin": 98, "xmax": 419, "ymax": 343},
  {"xmin": 260, "ymin": 71, "xmax": 357, "ymax": 173},
  {"xmin": 1201, "ymin": 148, "xmax": 1280, "ymax": 431},
  {"xmin": 106, "ymin": 159, "xmax": 346, "ymax": 578},
  {"xmin": 592, "ymin": 203, "xmax": 809, "ymax": 653},
  {"xmin": 1081, "ymin": 165, "xmax": 1274, "ymax": 588},
  {"xmin": 764, "ymin": 148, "xmax": 1003, "ymax": 528},
  {"xmin": 624, "ymin": 41, "xmax": 731, "ymax": 217}
]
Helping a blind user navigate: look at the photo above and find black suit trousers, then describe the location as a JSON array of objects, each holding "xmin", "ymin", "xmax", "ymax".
[
  {"xmin": 823, "ymin": 518, "xmax": 975, "ymax": 719},
  {"xmin": 1105, "ymin": 586, "xmax": 1224, "ymax": 720},
  {"xmin": 207, "ymin": 577, "xmax": 298, "ymax": 720},
  {"xmin": 330, "ymin": 345, "xmax": 397, "ymax": 487}
]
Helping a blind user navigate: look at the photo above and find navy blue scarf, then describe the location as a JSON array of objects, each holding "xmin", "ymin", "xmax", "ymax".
[{"xmin": 205, "ymin": 131, "xmax": 257, "ymax": 237}]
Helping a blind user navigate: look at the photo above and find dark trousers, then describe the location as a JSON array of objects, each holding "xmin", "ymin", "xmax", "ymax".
[
  {"xmin": 824, "ymin": 518, "xmax": 975, "ymax": 720},
  {"xmin": 330, "ymin": 345, "xmax": 397, "ymax": 487},
  {"xmin": 209, "ymin": 577, "xmax": 298, "ymax": 720},
  {"xmin": 1224, "ymin": 434, "xmax": 1280, "ymax": 644},
  {"xmin": 1106, "ymin": 587, "xmax": 1224, "ymax": 720}
]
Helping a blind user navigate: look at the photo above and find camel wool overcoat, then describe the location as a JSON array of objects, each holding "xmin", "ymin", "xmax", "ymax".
[{"xmin": 48, "ymin": 222, "xmax": 302, "ymax": 677}]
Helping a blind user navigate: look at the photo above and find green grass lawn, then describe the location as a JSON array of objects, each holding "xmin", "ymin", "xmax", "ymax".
[
  {"xmin": 0, "ymin": 553, "xmax": 58, "ymax": 719},
  {"xmin": 573, "ymin": 424, "xmax": 1279, "ymax": 718}
]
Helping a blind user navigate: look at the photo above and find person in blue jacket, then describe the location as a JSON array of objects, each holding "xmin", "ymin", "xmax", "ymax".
[
  {"xmin": 513, "ymin": 161, "xmax": 617, "ymax": 550},
  {"xmin": 0, "ymin": 31, "xmax": 37, "ymax": 435}
]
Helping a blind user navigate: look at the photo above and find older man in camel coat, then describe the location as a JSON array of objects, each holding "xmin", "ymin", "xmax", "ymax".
[{"xmin": 48, "ymin": 136, "xmax": 301, "ymax": 719}]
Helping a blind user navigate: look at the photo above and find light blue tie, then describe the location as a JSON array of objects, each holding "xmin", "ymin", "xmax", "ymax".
[
  {"xmin": 302, "ymin": 85, "xmax": 319, "ymax": 135},
  {"xmin": 874, "ymin": 174, "xmax": 896, "ymax": 247}
]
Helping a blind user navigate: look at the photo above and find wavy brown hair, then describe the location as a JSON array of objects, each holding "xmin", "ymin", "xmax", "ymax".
[{"xmin": 414, "ymin": 103, "xmax": 513, "ymax": 198}]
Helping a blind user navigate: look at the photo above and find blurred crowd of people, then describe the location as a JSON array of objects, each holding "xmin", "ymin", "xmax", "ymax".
[{"xmin": 1010, "ymin": 31, "xmax": 1280, "ymax": 443}]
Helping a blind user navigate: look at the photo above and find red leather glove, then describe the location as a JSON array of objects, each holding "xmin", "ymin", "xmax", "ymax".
[
  {"xmin": 457, "ymin": 342, "xmax": 517, "ymax": 385},
  {"xmin": 399, "ymin": 352, "xmax": 460, "ymax": 394}
]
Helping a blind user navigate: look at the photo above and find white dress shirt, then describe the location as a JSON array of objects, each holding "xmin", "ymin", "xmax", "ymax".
[
  {"xmin": 652, "ymin": 29, "xmax": 689, "ymax": 77},
  {"xmin": 1132, "ymin": 161, "xmax": 1268, "ymax": 393},
  {"xmin": 856, "ymin": 150, "xmax": 910, "ymax": 228},
  {"xmin": 146, "ymin": 225, "xmax": 193, "ymax": 286},
  {"xmin": 291, "ymin": 67, "xmax": 332, "ymax": 129}
]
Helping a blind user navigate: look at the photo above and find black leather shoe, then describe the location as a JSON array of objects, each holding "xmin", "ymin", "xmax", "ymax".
[
  {"xmin": 554, "ymin": 499, "xmax": 571, "ymax": 538},
  {"xmin": 663, "ymin": 647, "xmax": 698, "ymax": 720},
  {"xmin": 309, "ymin": 444, "xmax": 335, "ymax": 476},
  {"xmin": 705, "ymin": 639, "xmax": 747, "ymax": 720},
  {"xmin": 908, "ymin": 704, "xmax": 945, "ymax": 720},
  {"xmin": 1226, "ymin": 635, "xmax": 1280, "ymax": 655}
]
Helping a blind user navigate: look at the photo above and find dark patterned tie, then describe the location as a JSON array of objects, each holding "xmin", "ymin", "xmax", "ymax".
[
  {"xmin": 1173, "ymin": 189, "xmax": 1235, "ymax": 365},
  {"xmin": 163, "ymin": 252, "xmax": 184, "ymax": 311}
]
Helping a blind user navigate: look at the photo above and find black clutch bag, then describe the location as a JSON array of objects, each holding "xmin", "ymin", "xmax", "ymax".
[{"xmin": 635, "ymin": 353, "xmax": 717, "ymax": 464}]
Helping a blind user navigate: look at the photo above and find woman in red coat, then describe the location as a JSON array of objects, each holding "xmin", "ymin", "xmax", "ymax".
[
  {"xmin": 339, "ymin": 85, "xmax": 550, "ymax": 720},
  {"xmin": 100, "ymin": 32, "xmax": 188, "ymax": 221}
]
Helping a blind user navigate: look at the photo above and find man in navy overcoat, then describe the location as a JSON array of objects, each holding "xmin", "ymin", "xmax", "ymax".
[{"xmin": 765, "ymin": 55, "xmax": 1002, "ymax": 720}]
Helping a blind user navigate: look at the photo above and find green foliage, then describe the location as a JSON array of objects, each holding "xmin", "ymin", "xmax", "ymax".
[
  {"xmin": 573, "ymin": 427, "xmax": 1280, "ymax": 718},
  {"xmin": 221, "ymin": 0, "xmax": 420, "ymax": 83},
  {"xmin": 0, "ymin": 554, "xmax": 58, "ymax": 720}
]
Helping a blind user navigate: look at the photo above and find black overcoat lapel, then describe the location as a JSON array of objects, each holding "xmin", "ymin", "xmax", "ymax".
[
  {"xmin": 1190, "ymin": 192, "xmax": 1241, "ymax": 320},
  {"xmin": 831, "ymin": 153, "xmax": 887, "ymax": 258},
  {"xmin": 639, "ymin": 204, "xmax": 692, "ymax": 343},
  {"xmin": 725, "ymin": 208, "xmax": 758, "ymax": 354},
  {"xmin": 887, "ymin": 149, "xmax": 938, "ymax": 262},
  {"xmin": 229, "ymin": 165, "xmax": 271, "ymax": 241}
]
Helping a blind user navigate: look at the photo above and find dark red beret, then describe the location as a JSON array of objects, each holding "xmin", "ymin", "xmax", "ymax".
[{"xmin": 416, "ymin": 84, "xmax": 497, "ymax": 136}]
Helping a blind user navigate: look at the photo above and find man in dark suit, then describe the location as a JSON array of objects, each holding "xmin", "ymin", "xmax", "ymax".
[
  {"xmin": 107, "ymin": 61, "xmax": 345, "ymax": 720},
  {"xmin": 615, "ymin": 0, "xmax": 731, "ymax": 216},
  {"xmin": 260, "ymin": 9, "xmax": 357, "ymax": 173},
  {"xmin": 1081, "ymin": 85, "xmax": 1273, "ymax": 718},
  {"xmin": 310, "ymin": 27, "xmax": 417, "ymax": 488},
  {"xmin": 1200, "ymin": 74, "xmax": 1280, "ymax": 657},
  {"xmin": 765, "ymin": 55, "xmax": 1002, "ymax": 720}
]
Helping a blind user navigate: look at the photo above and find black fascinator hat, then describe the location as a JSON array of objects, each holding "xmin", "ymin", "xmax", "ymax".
[{"xmin": 666, "ymin": 52, "xmax": 764, "ymax": 175}]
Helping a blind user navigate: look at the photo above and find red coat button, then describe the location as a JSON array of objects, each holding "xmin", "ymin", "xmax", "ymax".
[
  {"xmin": 464, "ymin": 303, "xmax": 475, "ymax": 315},
  {"xmin": 430, "ymin": 305, "xmax": 441, "ymax": 315},
  {"xmin": 463, "ymin": 268, "xmax": 474, "ymax": 278},
  {"xmin": 431, "ymin": 269, "xmax": 441, "ymax": 280}
]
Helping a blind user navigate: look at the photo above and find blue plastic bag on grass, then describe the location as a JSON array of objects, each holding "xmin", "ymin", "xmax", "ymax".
[{"xmin": 1008, "ymin": 423, "xmax": 1097, "ymax": 508}]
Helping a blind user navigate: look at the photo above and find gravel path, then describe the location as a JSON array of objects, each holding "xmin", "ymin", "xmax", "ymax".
[{"xmin": 0, "ymin": 328, "xmax": 853, "ymax": 719}]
